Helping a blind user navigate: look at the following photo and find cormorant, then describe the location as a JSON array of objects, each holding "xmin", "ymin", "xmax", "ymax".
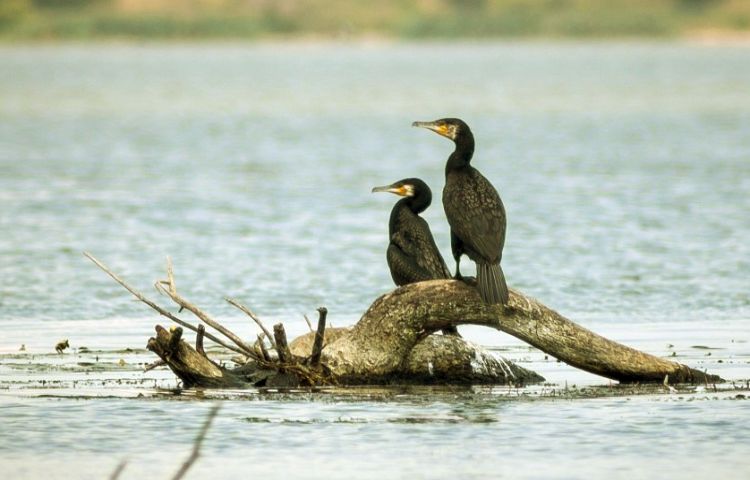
[
  {"xmin": 412, "ymin": 118, "xmax": 509, "ymax": 305},
  {"xmin": 372, "ymin": 178, "xmax": 459, "ymax": 335}
]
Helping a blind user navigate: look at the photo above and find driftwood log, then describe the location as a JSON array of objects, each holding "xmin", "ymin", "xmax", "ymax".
[{"xmin": 86, "ymin": 253, "xmax": 722, "ymax": 388}]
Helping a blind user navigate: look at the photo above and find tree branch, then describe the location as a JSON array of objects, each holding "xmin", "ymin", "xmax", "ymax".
[
  {"xmin": 225, "ymin": 297, "xmax": 277, "ymax": 351},
  {"xmin": 170, "ymin": 404, "xmax": 221, "ymax": 480},
  {"xmin": 155, "ymin": 257, "xmax": 256, "ymax": 357},
  {"xmin": 84, "ymin": 252, "xmax": 247, "ymax": 356},
  {"xmin": 323, "ymin": 280, "xmax": 721, "ymax": 384}
]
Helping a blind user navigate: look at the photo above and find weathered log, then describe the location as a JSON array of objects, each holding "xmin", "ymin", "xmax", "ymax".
[
  {"xmin": 147, "ymin": 325, "xmax": 246, "ymax": 388},
  {"xmin": 290, "ymin": 329, "xmax": 543, "ymax": 384},
  {"xmin": 90, "ymin": 253, "xmax": 720, "ymax": 387},
  {"xmin": 321, "ymin": 280, "xmax": 721, "ymax": 384}
]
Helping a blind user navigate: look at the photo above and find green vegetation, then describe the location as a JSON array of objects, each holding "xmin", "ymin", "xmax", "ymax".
[{"xmin": 1, "ymin": 0, "xmax": 749, "ymax": 41}]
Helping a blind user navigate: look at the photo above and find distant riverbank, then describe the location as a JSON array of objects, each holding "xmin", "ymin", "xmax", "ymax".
[{"xmin": 1, "ymin": 0, "xmax": 749, "ymax": 42}]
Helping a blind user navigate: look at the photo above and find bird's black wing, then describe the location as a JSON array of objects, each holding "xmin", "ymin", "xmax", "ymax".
[
  {"xmin": 443, "ymin": 167, "xmax": 506, "ymax": 263},
  {"xmin": 387, "ymin": 213, "xmax": 450, "ymax": 284},
  {"xmin": 404, "ymin": 216, "xmax": 451, "ymax": 279}
]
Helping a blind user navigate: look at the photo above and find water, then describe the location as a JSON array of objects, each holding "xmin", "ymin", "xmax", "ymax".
[{"xmin": 1, "ymin": 42, "xmax": 749, "ymax": 478}]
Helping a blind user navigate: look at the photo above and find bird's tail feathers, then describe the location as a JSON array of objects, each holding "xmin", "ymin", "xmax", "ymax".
[{"xmin": 477, "ymin": 262, "xmax": 509, "ymax": 305}]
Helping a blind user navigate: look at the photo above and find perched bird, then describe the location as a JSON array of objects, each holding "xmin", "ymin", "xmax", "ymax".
[
  {"xmin": 372, "ymin": 178, "xmax": 459, "ymax": 335},
  {"xmin": 413, "ymin": 118, "xmax": 509, "ymax": 305}
]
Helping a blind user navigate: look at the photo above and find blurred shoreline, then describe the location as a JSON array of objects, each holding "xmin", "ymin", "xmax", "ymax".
[
  {"xmin": 1, "ymin": 35, "xmax": 749, "ymax": 48},
  {"xmin": 1, "ymin": 1, "xmax": 749, "ymax": 43}
]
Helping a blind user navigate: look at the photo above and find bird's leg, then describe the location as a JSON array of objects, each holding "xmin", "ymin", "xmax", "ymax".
[
  {"xmin": 441, "ymin": 326, "xmax": 462, "ymax": 337},
  {"xmin": 450, "ymin": 230, "xmax": 464, "ymax": 281},
  {"xmin": 453, "ymin": 258, "xmax": 463, "ymax": 281}
]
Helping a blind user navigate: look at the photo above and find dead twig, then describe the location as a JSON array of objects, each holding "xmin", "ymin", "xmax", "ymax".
[
  {"xmin": 84, "ymin": 252, "xmax": 246, "ymax": 356},
  {"xmin": 310, "ymin": 307, "xmax": 327, "ymax": 367},
  {"xmin": 257, "ymin": 334, "xmax": 270, "ymax": 361},
  {"xmin": 196, "ymin": 324, "xmax": 206, "ymax": 356},
  {"xmin": 225, "ymin": 297, "xmax": 277, "ymax": 351},
  {"xmin": 303, "ymin": 314, "xmax": 314, "ymax": 332},
  {"xmin": 170, "ymin": 404, "xmax": 221, "ymax": 480},
  {"xmin": 155, "ymin": 257, "xmax": 256, "ymax": 357},
  {"xmin": 144, "ymin": 359, "xmax": 166, "ymax": 372},
  {"xmin": 273, "ymin": 323, "xmax": 291, "ymax": 364},
  {"xmin": 109, "ymin": 459, "xmax": 127, "ymax": 480}
]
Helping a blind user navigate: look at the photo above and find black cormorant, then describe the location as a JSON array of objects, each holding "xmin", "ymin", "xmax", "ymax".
[
  {"xmin": 412, "ymin": 118, "xmax": 509, "ymax": 305},
  {"xmin": 372, "ymin": 178, "xmax": 451, "ymax": 284},
  {"xmin": 372, "ymin": 178, "xmax": 459, "ymax": 335}
]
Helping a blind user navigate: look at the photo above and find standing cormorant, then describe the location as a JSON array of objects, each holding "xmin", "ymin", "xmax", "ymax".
[
  {"xmin": 372, "ymin": 178, "xmax": 459, "ymax": 335},
  {"xmin": 412, "ymin": 118, "xmax": 509, "ymax": 305}
]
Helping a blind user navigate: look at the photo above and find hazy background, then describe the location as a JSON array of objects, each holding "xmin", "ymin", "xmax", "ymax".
[{"xmin": 1, "ymin": 0, "xmax": 749, "ymax": 41}]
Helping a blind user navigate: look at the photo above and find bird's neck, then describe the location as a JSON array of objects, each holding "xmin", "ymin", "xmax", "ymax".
[
  {"xmin": 445, "ymin": 133, "xmax": 475, "ymax": 173},
  {"xmin": 398, "ymin": 194, "xmax": 430, "ymax": 216}
]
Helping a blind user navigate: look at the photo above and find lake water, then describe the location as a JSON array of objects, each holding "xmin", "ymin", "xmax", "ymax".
[{"xmin": 1, "ymin": 42, "xmax": 749, "ymax": 479}]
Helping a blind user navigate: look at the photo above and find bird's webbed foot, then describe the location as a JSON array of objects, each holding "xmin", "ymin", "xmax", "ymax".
[{"xmin": 455, "ymin": 275, "xmax": 477, "ymax": 287}]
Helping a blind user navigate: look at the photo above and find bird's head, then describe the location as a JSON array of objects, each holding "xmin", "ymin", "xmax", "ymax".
[
  {"xmin": 372, "ymin": 178, "xmax": 432, "ymax": 212},
  {"xmin": 412, "ymin": 118, "xmax": 470, "ymax": 143},
  {"xmin": 372, "ymin": 178, "xmax": 432, "ymax": 198}
]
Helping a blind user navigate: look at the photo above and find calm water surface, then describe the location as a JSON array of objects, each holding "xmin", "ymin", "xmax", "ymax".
[{"xmin": 1, "ymin": 42, "xmax": 749, "ymax": 479}]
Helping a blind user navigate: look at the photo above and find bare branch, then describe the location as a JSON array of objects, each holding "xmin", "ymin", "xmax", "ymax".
[
  {"xmin": 170, "ymin": 404, "xmax": 221, "ymax": 480},
  {"xmin": 144, "ymin": 359, "xmax": 166, "ymax": 372},
  {"xmin": 109, "ymin": 459, "xmax": 127, "ymax": 480},
  {"xmin": 225, "ymin": 297, "xmax": 277, "ymax": 350},
  {"xmin": 154, "ymin": 258, "xmax": 255, "ymax": 356},
  {"xmin": 84, "ymin": 252, "xmax": 246, "ymax": 356},
  {"xmin": 273, "ymin": 323, "xmax": 291, "ymax": 364},
  {"xmin": 257, "ymin": 334, "xmax": 270, "ymax": 361},
  {"xmin": 196, "ymin": 324, "xmax": 205, "ymax": 356},
  {"xmin": 310, "ymin": 307, "xmax": 327, "ymax": 366},
  {"xmin": 303, "ymin": 314, "xmax": 314, "ymax": 332}
]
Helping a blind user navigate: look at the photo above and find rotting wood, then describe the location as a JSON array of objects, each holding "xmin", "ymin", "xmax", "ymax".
[
  {"xmin": 88, "ymin": 253, "xmax": 722, "ymax": 387},
  {"xmin": 273, "ymin": 323, "xmax": 291, "ymax": 364},
  {"xmin": 195, "ymin": 324, "xmax": 206, "ymax": 356},
  {"xmin": 320, "ymin": 280, "xmax": 721, "ymax": 384},
  {"xmin": 147, "ymin": 325, "xmax": 246, "ymax": 388}
]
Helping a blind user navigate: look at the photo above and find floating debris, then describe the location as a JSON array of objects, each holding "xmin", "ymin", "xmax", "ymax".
[{"xmin": 55, "ymin": 339, "xmax": 70, "ymax": 354}]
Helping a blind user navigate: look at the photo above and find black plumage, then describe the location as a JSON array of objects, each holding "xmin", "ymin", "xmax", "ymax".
[
  {"xmin": 372, "ymin": 178, "xmax": 459, "ymax": 335},
  {"xmin": 412, "ymin": 118, "xmax": 509, "ymax": 305},
  {"xmin": 372, "ymin": 178, "xmax": 451, "ymax": 285}
]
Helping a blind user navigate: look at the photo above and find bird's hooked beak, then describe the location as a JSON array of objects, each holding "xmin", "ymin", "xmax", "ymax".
[
  {"xmin": 412, "ymin": 120, "xmax": 451, "ymax": 139},
  {"xmin": 372, "ymin": 183, "xmax": 413, "ymax": 197}
]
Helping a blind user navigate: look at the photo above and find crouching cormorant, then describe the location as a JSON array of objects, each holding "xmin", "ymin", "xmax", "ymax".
[
  {"xmin": 413, "ymin": 118, "xmax": 509, "ymax": 305},
  {"xmin": 372, "ymin": 178, "xmax": 459, "ymax": 335}
]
